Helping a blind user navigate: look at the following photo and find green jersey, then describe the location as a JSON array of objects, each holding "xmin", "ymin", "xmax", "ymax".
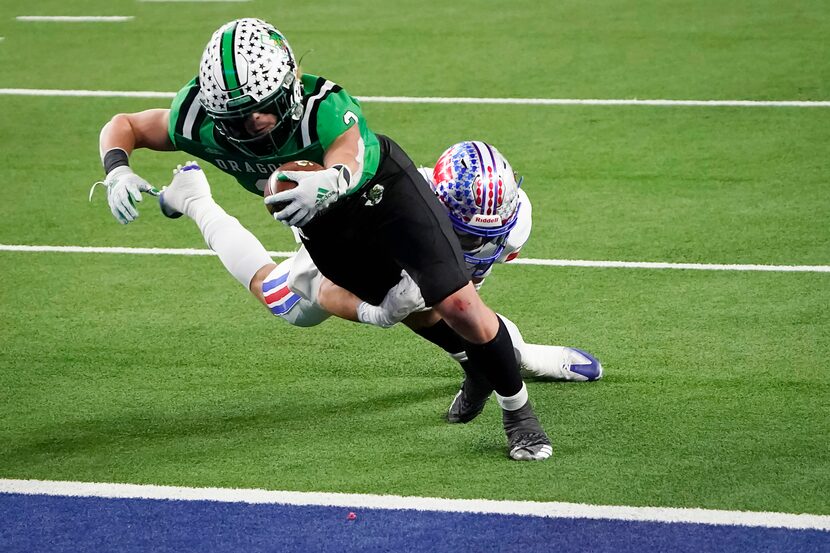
[{"xmin": 168, "ymin": 74, "xmax": 380, "ymax": 196}]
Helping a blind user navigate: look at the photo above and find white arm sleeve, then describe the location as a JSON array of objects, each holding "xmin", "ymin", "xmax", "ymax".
[
  {"xmin": 262, "ymin": 255, "xmax": 331, "ymax": 327},
  {"xmin": 286, "ymin": 245, "xmax": 324, "ymax": 304},
  {"xmin": 497, "ymin": 188, "xmax": 532, "ymax": 263},
  {"xmin": 417, "ymin": 166, "xmax": 434, "ymax": 185}
]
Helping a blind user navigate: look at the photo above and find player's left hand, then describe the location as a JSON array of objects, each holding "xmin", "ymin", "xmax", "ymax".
[{"xmin": 265, "ymin": 167, "xmax": 347, "ymax": 227}]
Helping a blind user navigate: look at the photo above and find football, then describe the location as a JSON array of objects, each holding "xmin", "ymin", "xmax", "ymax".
[{"xmin": 264, "ymin": 160, "xmax": 324, "ymax": 215}]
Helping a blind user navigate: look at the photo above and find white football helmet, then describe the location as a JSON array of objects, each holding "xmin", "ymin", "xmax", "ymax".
[
  {"xmin": 199, "ymin": 18, "xmax": 304, "ymax": 155},
  {"xmin": 431, "ymin": 141, "xmax": 522, "ymax": 277}
]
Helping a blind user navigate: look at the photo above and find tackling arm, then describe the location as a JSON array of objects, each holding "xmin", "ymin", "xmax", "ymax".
[
  {"xmin": 318, "ymin": 271, "xmax": 425, "ymax": 329},
  {"xmin": 317, "ymin": 278, "xmax": 362, "ymax": 323}
]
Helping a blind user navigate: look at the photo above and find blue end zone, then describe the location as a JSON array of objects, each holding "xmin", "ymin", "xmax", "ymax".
[{"xmin": 0, "ymin": 493, "xmax": 826, "ymax": 553}]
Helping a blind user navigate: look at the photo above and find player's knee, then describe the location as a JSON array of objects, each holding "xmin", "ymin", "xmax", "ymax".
[
  {"xmin": 434, "ymin": 285, "xmax": 498, "ymax": 344},
  {"xmin": 434, "ymin": 283, "xmax": 483, "ymax": 321}
]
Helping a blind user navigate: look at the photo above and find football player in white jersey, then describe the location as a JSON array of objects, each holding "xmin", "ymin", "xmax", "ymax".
[{"xmin": 158, "ymin": 142, "xmax": 602, "ymax": 393}]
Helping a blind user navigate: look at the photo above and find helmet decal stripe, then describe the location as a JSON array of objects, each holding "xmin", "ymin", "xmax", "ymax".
[
  {"xmin": 220, "ymin": 23, "xmax": 242, "ymax": 97},
  {"xmin": 469, "ymin": 141, "xmax": 492, "ymax": 215},
  {"xmin": 483, "ymin": 141, "xmax": 502, "ymax": 214}
]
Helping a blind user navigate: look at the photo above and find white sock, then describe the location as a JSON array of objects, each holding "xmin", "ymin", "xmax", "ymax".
[
  {"xmin": 496, "ymin": 382, "xmax": 528, "ymax": 411},
  {"xmin": 499, "ymin": 314, "xmax": 572, "ymax": 380},
  {"xmin": 188, "ymin": 197, "xmax": 272, "ymax": 290},
  {"xmin": 498, "ymin": 314, "xmax": 526, "ymax": 366},
  {"xmin": 520, "ymin": 344, "xmax": 571, "ymax": 379}
]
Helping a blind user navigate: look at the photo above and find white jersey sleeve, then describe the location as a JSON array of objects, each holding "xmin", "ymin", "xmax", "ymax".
[
  {"xmin": 417, "ymin": 166, "xmax": 435, "ymax": 186},
  {"xmin": 261, "ymin": 246, "xmax": 331, "ymax": 327},
  {"xmin": 286, "ymin": 246, "xmax": 323, "ymax": 303},
  {"xmin": 471, "ymin": 188, "xmax": 533, "ymax": 280},
  {"xmin": 498, "ymin": 188, "xmax": 532, "ymax": 263}
]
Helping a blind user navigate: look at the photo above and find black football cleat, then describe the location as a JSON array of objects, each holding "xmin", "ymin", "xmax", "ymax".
[
  {"xmin": 503, "ymin": 402, "xmax": 553, "ymax": 461},
  {"xmin": 446, "ymin": 374, "xmax": 493, "ymax": 424}
]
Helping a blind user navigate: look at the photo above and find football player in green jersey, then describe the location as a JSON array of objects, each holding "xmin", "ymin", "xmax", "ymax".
[{"xmin": 98, "ymin": 18, "xmax": 552, "ymax": 461}]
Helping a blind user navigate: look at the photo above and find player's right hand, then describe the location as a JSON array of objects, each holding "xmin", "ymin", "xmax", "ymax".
[
  {"xmin": 267, "ymin": 166, "xmax": 348, "ymax": 227},
  {"xmin": 105, "ymin": 166, "xmax": 154, "ymax": 224},
  {"xmin": 357, "ymin": 271, "xmax": 426, "ymax": 328},
  {"xmin": 379, "ymin": 270, "xmax": 426, "ymax": 324}
]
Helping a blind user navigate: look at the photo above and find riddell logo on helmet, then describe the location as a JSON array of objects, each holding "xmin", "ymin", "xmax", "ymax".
[{"xmin": 471, "ymin": 214, "xmax": 502, "ymax": 227}]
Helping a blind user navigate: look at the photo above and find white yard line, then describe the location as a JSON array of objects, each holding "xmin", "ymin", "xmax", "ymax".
[
  {"xmin": 0, "ymin": 478, "xmax": 827, "ymax": 531},
  {"xmin": 0, "ymin": 88, "xmax": 172, "ymax": 99},
  {"xmin": 138, "ymin": 0, "xmax": 250, "ymax": 2},
  {"xmin": 363, "ymin": 96, "xmax": 830, "ymax": 108},
  {"xmin": 508, "ymin": 257, "xmax": 830, "ymax": 273},
  {"xmin": 0, "ymin": 88, "xmax": 829, "ymax": 107},
  {"xmin": 16, "ymin": 16, "xmax": 134, "ymax": 22},
  {"xmin": 1, "ymin": 244, "xmax": 828, "ymax": 273},
  {"xmin": 0, "ymin": 244, "xmax": 293, "ymax": 258}
]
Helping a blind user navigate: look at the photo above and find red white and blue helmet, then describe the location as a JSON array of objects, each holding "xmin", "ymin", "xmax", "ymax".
[{"xmin": 431, "ymin": 141, "xmax": 522, "ymax": 276}]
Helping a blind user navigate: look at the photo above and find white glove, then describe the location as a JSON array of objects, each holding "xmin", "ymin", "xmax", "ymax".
[
  {"xmin": 105, "ymin": 166, "xmax": 154, "ymax": 224},
  {"xmin": 264, "ymin": 167, "xmax": 349, "ymax": 227},
  {"xmin": 357, "ymin": 271, "xmax": 426, "ymax": 328}
]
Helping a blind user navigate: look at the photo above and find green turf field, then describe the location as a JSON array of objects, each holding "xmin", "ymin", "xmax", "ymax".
[{"xmin": 1, "ymin": 0, "xmax": 828, "ymax": 516}]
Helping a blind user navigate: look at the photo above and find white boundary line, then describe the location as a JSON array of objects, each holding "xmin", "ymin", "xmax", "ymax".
[
  {"xmin": 15, "ymin": 16, "xmax": 134, "ymax": 22},
  {"xmin": 1, "ymin": 478, "xmax": 827, "ymax": 531},
  {"xmin": 0, "ymin": 88, "xmax": 829, "ymax": 107},
  {"xmin": 1, "ymin": 244, "xmax": 828, "ymax": 273}
]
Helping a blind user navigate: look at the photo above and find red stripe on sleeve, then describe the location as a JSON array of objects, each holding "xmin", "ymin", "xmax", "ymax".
[{"xmin": 264, "ymin": 286, "xmax": 291, "ymax": 304}]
